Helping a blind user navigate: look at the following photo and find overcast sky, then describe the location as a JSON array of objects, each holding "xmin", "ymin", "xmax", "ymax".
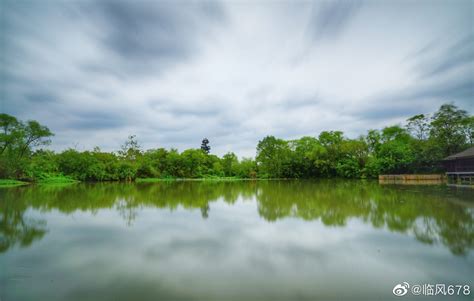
[{"xmin": 1, "ymin": 0, "xmax": 472, "ymax": 157}]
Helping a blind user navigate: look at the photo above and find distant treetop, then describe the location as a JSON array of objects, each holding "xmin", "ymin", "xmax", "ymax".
[{"xmin": 201, "ymin": 138, "xmax": 211, "ymax": 154}]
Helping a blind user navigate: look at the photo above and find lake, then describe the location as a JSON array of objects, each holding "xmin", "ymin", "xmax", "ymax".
[{"xmin": 1, "ymin": 180, "xmax": 473, "ymax": 300}]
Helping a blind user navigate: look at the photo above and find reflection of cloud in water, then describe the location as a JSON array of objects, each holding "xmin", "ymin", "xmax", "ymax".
[
  {"xmin": 1, "ymin": 181, "xmax": 473, "ymax": 300},
  {"xmin": 1, "ymin": 180, "xmax": 473, "ymax": 255}
]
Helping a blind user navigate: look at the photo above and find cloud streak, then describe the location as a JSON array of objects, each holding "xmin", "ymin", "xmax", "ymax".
[{"xmin": 308, "ymin": 0, "xmax": 362, "ymax": 40}]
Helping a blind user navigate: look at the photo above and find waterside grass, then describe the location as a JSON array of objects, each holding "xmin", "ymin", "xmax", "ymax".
[
  {"xmin": 0, "ymin": 179, "xmax": 29, "ymax": 187},
  {"xmin": 0, "ymin": 176, "xmax": 79, "ymax": 187},
  {"xmin": 36, "ymin": 176, "xmax": 79, "ymax": 184}
]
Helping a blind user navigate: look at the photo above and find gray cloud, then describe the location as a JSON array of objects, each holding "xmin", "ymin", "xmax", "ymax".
[
  {"xmin": 25, "ymin": 91, "xmax": 57, "ymax": 104},
  {"xmin": 308, "ymin": 0, "xmax": 362, "ymax": 40},
  {"xmin": 355, "ymin": 34, "xmax": 474, "ymax": 124},
  {"xmin": 150, "ymin": 99, "xmax": 223, "ymax": 118},
  {"xmin": 414, "ymin": 35, "xmax": 474, "ymax": 79},
  {"xmin": 82, "ymin": 0, "xmax": 226, "ymax": 77},
  {"xmin": 66, "ymin": 111, "xmax": 127, "ymax": 130},
  {"xmin": 353, "ymin": 76, "xmax": 473, "ymax": 128}
]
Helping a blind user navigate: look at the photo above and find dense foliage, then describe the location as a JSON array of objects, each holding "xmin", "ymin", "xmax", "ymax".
[{"xmin": 0, "ymin": 103, "xmax": 472, "ymax": 181}]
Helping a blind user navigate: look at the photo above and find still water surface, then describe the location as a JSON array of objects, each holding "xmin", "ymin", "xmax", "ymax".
[{"xmin": 1, "ymin": 180, "xmax": 473, "ymax": 300}]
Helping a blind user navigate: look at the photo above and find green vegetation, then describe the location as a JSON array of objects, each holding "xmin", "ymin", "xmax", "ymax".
[
  {"xmin": 0, "ymin": 179, "xmax": 28, "ymax": 187},
  {"xmin": 36, "ymin": 175, "xmax": 79, "ymax": 184},
  {"xmin": 0, "ymin": 103, "xmax": 472, "ymax": 182},
  {"xmin": 135, "ymin": 177, "xmax": 178, "ymax": 183}
]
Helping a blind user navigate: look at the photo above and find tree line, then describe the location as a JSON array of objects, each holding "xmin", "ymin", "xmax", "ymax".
[{"xmin": 0, "ymin": 103, "xmax": 472, "ymax": 182}]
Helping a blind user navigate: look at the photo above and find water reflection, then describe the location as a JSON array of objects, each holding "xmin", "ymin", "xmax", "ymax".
[
  {"xmin": 0, "ymin": 180, "xmax": 473, "ymax": 255},
  {"xmin": 0, "ymin": 202, "xmax": 47, "ymax": 253}
]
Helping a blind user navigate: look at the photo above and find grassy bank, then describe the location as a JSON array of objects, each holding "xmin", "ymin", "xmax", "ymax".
[
  {"xmin": 0, "ymin": 179, "xmax": 29, "ymax": 187},
  {"xmin": 36, "ymin": 176, "xmax": 79, "ymax": 184},
  {"xmin": 0, "ymin": 176, "xmax": 78, "ymax": 187}
]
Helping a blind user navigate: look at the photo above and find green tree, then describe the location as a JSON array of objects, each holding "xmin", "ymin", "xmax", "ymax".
[
  {"xmin": 56, "ymin": 149, "xmax": 94, "ymax": 181},
  {"xmin": 0, "ymin": 114, "xmax": 53, "ymax": 178},
  {"xmin": 119, "ymin": 135, "xmax": 142, "ymax": 161},
  {"xmin": 25, "ymin": 150, "xmax": 59, "ymax": 180},
  {"xmin": 319, "ymin": 130, "xmax": 344, "ymax": 147},
  {"xmin": 235, "ymin": 157, "xmax": 257, "ymax": 178},
  {"xmin": 205, "ymin": 154, "xmax": 223, "ymax": 176},
  {"xmin": 138, "ymin": 148, "xmax": 169, "ymax": 178},
  {"xmin": 366, "ymin": 129, "xmax": 382, "ymax": 154},
  {"xmin": 181, "ymin": 149, "xmax": 207, "ymax": 178},
  {"xmin": 316, "ymin": 131, "xmax": 345, "ymax": 176},
  {"xmin": 0, "ymin": 114, "xmax": 21, "ymax": 155},
  {"xmin": 377, "ymin": 126, "xmax": 414, "ymax": 174},
  {"xmin": 222, "ymin": 152, "xmax": 238, "ymax": 177},
  {"xmin": 256, "ymin": 136, "xmax": 291, "ymax": 178},
  {"xmin": 462, "ymin": 116, "xmax": 474, "ymax": 145},
  {"xmin": 430, "ymin": 103, "xmax": 469, "ymax": 156},
  {"xmin": 289, "ymin": 136, "xmax": 324, "ymax": 177},
  {"xmin": 18, "ymin": 120, "xmax": 53, "ymax": 158},
  {"xmin": 336, "ymin": 138, "xmax": 368, "ymax": 178},
  {"xmin": 364, "ymin": 126, "xmax": 415, "ymax": 175},
  {"xmin": 201, "ymin": 138, "xmax": 211, "ymax": 154},
  {"xmin": 406, "ymin": 114, "xmax": 430, "ymax": 140},
  {"xmin": 166, "ymin": 149, "xmax": 185, "ymax": 177}
]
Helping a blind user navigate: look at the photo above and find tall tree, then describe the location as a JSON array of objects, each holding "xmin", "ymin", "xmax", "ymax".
[
  {"xmin": 201, "ymin": 138, "xmax": 211, "ymax": 154},
  {"xmin": 19, "ymin": 121, "xmax": 54, "ymax": 157},
  {"xmin": 256, "ymin": 136, "xmax": 291, "ymax": 178},
  {"xmin": 0, "ymin": 114, "xmax": 53, "ymax": 178},
  {"xmin": 119, "ymin": 135, "xmax": 142, "ymax": 161},
  {"xmin": 406, "ymin": 114, "xmax": 430, "ymax": 140},
  {"xmin": 0, "ymin": 114, "xmax": 21, "ymax": 155},
  {"xmin": 317, "ymin": 131, "xmax": 345, "ymax": 176},
  {"xmin": 222, "ymin": 152, "xmax": 238, "ymax": 176},
  {"xmin": 0, "ymin": 114, "xmax": 52, "ymax": 157},
  {"xmin": 430, "ymin": 104, "xmax": 469, "ymax": 156},
  {"xmin": 289, "ymin": 136, "xmax": 323, "ymax": 177},
  {"xmin": 462, "ymin": 116, "xmax": 474, "ymax": 145}
]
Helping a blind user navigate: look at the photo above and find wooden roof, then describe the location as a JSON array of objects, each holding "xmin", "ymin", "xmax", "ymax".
[{"xmin": 443, "ymin": 147, "xmax": 474, "ymax": 160}]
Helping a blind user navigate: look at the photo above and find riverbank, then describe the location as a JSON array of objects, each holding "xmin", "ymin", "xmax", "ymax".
[
  {"xmin": 4, "ymin": 175, "xmax": 466, "ymax": 187},
  {"xmin": 0, "ymin": 176, "xmax": 79, "ymax": 187},
  {"xmin": 0, "ymin": 179, "xmax": 29, "ymax": 187},
  {"xmin": 0, "ymin": 176, "xmax": 258, "ymax": 186}
]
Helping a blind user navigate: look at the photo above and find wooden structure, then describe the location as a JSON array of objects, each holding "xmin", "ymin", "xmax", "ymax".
[
  {"xmin": 443, "ymin": 147, "xmax": 474, "ymax": 186},
  {"xmin": 379, "ymin": 174, "xmax": 445, "ymax": 185}
]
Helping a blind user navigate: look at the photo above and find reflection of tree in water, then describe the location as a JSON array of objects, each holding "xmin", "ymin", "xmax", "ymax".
[
  {"xmin": 0, "ymin": 191, "xmax": 47, "ymax": 253},
  {"xmin": 200, "ymin": 204, "xmax": 210, "ymax": 219},
  {"xmin": 256, "ymin": 180, "xmax": 474, "ymax": 256},
  {"xmin": 0, "ymin": 180, "xmax": 473, "ymax": 255},
  {"xmin": 115, "ymin": 197, "xmax": 139, "ymax": 226}
]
